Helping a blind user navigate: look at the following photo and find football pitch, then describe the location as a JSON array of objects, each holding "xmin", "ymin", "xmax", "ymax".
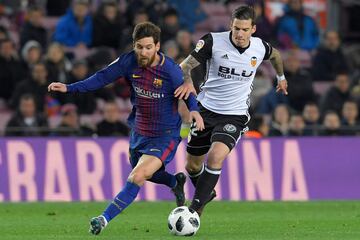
[{"xmin": 0, "ymin": 201, "xmax": 359, "ymax": 240}]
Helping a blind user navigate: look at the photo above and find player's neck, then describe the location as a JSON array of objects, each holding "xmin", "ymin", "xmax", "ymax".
[{"xmin": 150, "ymin": 52, "xmax": 161, "ymax": 67}]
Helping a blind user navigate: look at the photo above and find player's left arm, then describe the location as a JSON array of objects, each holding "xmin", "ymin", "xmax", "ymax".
[{"xmin": 268, "ymin": 47, "xmax": 288, "ymax": 95}]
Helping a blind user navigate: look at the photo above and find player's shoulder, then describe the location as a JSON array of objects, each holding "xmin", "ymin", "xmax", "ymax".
[
  {"xmin": 250, "ymin": 36, "xmax": 264, "ymax": 44},
  {"xmin": 210, "ymin": 31, "xmax": 230, "ymax": 37},
  {"xmin": 111, "ymin": 51, "xmax": 137, "ymax": 67},
  {"xmin": 162, "ymin": 53, "xmax": 181, "ymax": 70}
]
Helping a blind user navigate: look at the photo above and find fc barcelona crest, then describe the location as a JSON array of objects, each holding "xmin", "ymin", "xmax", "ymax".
[
  {"xmin": 153, "ymin": 78, "xmax": 163, "ymax": 88},
  {"xmin": 251, "ymin": 56, "xmax": 257, "ymax": 67}
]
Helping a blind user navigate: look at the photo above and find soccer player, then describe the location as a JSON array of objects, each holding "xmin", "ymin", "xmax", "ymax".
[
  {"xmin": 175, "ymin": 6, "xmax": 288, "ymax": 216},
  {"xmin": 48, "ymin": 22, "xmax": 204, "ymax": 235}
]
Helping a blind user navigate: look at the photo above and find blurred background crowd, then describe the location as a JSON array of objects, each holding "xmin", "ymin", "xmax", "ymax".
[{"xmin": 0, "ymin": 0, "xmax": 359, "ymax": 137}]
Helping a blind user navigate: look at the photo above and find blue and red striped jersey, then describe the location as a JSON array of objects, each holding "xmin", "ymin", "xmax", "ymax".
[{"xmin": 67, "ymin": 51, "xmax": 198, "ymax": 137}]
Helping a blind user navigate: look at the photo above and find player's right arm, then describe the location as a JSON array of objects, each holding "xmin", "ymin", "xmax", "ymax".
[
  {"xmin": 175, "ymin": 33, "xmax": 213, "ymax": 99},
  {"xmin": 48, "ymin": 55, "xmax": 127, "ymax": 93}
]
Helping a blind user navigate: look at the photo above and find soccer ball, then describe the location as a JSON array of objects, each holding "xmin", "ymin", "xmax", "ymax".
[{"xmin": 167, "ymin": 206, "xmax": 200, "ymax": 236}]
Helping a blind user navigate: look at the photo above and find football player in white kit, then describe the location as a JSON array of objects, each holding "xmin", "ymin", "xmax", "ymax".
[{"xmin": 175, "ymin": 5, "xmax": 288, "ymax": 216}]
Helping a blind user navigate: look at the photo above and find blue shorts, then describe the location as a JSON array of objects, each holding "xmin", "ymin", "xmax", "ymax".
[{"xmin": 129, "ymin": 131, "xmax": 181, "ymax": 168}]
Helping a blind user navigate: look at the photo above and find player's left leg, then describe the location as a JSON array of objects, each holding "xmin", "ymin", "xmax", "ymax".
[
  {"xmin": 189, "ymin": 142, "xmax": 229, "ymax": 216},
  {"xmin": 130, "ymin": 145, "xmax": 183, "ymax": 206},
  {"xmin": 89, "ymin": 155, "xmax": 162, "ymax": 235}
]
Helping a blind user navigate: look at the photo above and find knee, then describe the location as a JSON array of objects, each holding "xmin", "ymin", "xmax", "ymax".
[
  {"xmin": 185, "ymin": 159, "xmax": 203, "ymax": 173},
  {"xmin": 128, "ymin": 170, "xmax": 149, "ymax": 186},
  {"xmin": 207, "ymin": 151, "xmax": 225, "ymax": 169}
]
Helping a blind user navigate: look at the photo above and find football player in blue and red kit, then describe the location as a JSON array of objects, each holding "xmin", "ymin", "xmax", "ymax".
[{"xmin": 48, "ymin": 22, "xmax": 204, "ymax": 235}]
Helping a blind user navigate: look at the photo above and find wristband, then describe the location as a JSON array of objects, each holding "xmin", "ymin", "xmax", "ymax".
[{"xmin": 276, "ymin": 74, "xmax": 286, "ymax": 82}]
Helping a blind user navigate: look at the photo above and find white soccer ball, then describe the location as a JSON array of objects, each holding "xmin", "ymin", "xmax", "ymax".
[{"xmin": 167, "ymin": 206, "xmax": 200, "ymax": 236}]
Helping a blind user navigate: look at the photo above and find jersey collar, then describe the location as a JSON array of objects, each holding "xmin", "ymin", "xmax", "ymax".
[{"xmin": 229, "ymin": 31, "xmax": 251, "ymax": 54}]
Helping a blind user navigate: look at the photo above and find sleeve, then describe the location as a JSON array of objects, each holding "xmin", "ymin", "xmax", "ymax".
[
  {"xmin": 262, "ymin": 40, "xmax": 273, "ymax": 60},
  {"xmin": 190, "ymin": 33, "xmax": 213, "ymax": 64},
  {"xmin": 171, "ymin": 64, "xmax": 199, "ymax": 112},
  {"xmin": 67, "ymin": 55, "xmax": 127, "ymax": 93}
]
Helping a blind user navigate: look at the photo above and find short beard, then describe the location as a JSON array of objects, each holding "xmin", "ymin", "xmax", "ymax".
[{"xmin": 137, "ymin": 53, "xmax": 156, "ymax": 67}]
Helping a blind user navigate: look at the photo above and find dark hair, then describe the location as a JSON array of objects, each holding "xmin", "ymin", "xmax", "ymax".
[
  {"xmin": 232, "ymin": 5, "xmax": 256, "ymax": 25},
  {"xmin": 132, "ymin": 22, "xmax": 161, "ymax": 44},
  {"xmin": 164, "ymin": 8, "xmax": 178, "ymax": 18},
  {"xmin": 20, "ymin": 93, "xmax": 35, "ymax": 102}
]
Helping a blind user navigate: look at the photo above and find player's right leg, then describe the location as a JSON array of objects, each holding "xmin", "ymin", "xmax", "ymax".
[
  {"xmin": 186, "ymin": 107, "xmax": 217, "ymax": 213},
  {"xmin": 89, "ymin": 154, "xmax": 162, "ymax": 235}
]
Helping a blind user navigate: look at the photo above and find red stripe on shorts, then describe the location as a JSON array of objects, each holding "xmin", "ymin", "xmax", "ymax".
[{"xmin": 160, "ymin": 140, "xmax": 175, "ymax": 161}]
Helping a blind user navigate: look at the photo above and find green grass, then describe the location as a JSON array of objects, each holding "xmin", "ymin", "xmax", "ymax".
[{"xmin": 0, "ymin": 201, "xmax": 360, "ymax": 240}]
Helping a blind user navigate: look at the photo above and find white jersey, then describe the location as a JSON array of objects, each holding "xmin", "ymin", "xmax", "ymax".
[{"xmin": 191, "ymin": 31, "xmax": 272, "ymax": 117}]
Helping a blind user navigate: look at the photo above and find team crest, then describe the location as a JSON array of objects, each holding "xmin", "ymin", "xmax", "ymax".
[
  {"xmin": 251, "ymin": 56, "xmax": 257, "ymax": 67},
  {"xmin": 153, "ymin": 78, "xmax": 163, "ymax": 88},
  {"xmin": 195, "ymin": 40, "xmax": 205, "ymax": 53},
  {"xmin": 223, "ymin": 124, "xmax": 237, "ymax": 133}
]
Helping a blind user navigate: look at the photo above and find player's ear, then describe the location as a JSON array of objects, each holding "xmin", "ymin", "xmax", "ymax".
[
  {"xmin": 155, "ymin": 42, "xmax": 160, "ymax": 51},
  {"xmin": 251, "ymin": 24, "xmax": 256, "ymax": 34}
]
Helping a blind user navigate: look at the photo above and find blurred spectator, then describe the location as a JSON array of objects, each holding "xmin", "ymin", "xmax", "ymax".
[
  {"xmin": 53, "ymin": 103, "xmax": 93, "ymax": 136},
  {"xmin": 341, "ymin": 100, "xmax": 359, "ymax": 136},
  {"xmin": 10, "ymin": 62, "xmax": 48, "ymax": 112},
  {"xmin": 312, "ymin": 31, "xmax": 349, "ymax": 81},
  {"xmin": 20, "ymin": 5, "xmax": 48, "ymax": 49},
  {"xmin": 250, "ymin": 69, "xmax": 272, "ymax": 112},
  {"xmin": 67, "ymin": 59, "xmax": 96, "ymax": 114},
  {"xmin": 120, "ymin": 9, "xmax": 150, "ymax": 52},
  {"xmin": 96, "ymin": 101, "xmax": 129, "ymax": 136},
  {"xmin": 250, "ymin": 0, "xmax": 274, "ymax": 43},
  {"xmin": 0, "ymin": 25, "xmax": 9, "ymax": 40},
  {"xmin": 162, "ymin": 40, "xmax": 179, "ymax": 60},
  {"xmin": 176, "ymin": 30, "xmax": 194, "ymax": 58},
  {"xmin": 268, "ymin": 104, "xmax": 290, "ymax": 136},
  {"xmin": 0, "ymin": 38, "xmax": 26, "ymax": 102},
  {"xmin": 160, "ymin": 8, "xmax": 180, "ymax": 44},
  {"xmin": 256, "ymin": 86, "xmax": 288, "ymax": 115},
  {"xmin": 45, "ymin": 42, "xmax": 72, "ymax": 83},
  {"xmin": 244, "ymin": 114, "xmax": 269, "ymax": 138},
  {"xmin": 276, "ymin": 0, "xmax": 319, "ymax": 51},
  {"xmin": 21, "ymin": 40, "xmax": 42, "ymax": 73},
  {"xmin": 5, "ymin": 94, "xmax": 48, "ymax": 136},
  {"xmin": 92, "ymin": 1, "xmax": 125, "ymax": 50},
  {"xmin": 288, "ymin": 113, "xmax": 309, "ymax": 136},
  {"xmin": 46, "ymin": 0, "xmax": 71, "ymax": 16},
  {"xmin": 132, "ymin": 9, "xmax": 150, "ymax": 25},
  {"xmin": 302, "ymin": 102, "xmax": 320, "ymax": 135},
  {"xmin": 126, "ymin": 0, "xmax": 166, "ymax": 26},
  {"xmin": 283, "ymin": 50, "xmax": 316, "ymax": 111},
  {"xmin": 320, "ymin": 73, "xmax": 351, "ymax": 117},
  {"xmin": 53, "ymin": 0, "xmax": 93, "ymax": 48},
  {"xmin": 319, "ymin": 111, "xmax": 343, "ymax": 136},
  {"xmin": 168, "ymin": 0, "xmax": 207, "ymax": 32}
]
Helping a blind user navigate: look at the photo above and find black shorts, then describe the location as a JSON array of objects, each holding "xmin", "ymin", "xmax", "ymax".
[{"xmin": 187, "ymin": 104, "xmax": 249, "ymax": 156}]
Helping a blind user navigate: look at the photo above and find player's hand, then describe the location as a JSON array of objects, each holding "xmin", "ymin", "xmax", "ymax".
[
  {"xmin": 48, "ymin": 82, "xmax": 67, "ymax": 93},
  {"xmin": 276, "ymin": 79, "xmax": 288, "ymax": 95},
  {"xmin": 174, "ymin": 82, "xmax": 197, "ymax": 100},
  {"xmin": 189, "ymin": 111, "xmax": 205, "ymax": 131}
]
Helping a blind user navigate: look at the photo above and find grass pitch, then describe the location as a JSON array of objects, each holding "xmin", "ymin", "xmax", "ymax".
[{"xmin": 0, "ymin": 201, "xmax": 359, "ymax": 240}]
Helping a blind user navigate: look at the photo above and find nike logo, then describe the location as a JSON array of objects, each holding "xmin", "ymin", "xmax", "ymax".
[
  {"xmin": 132, "ymin": 74, "xmax": 141, "ymax": 78},
  {"xmin": 150, "ymin": 149, "xmax": 161, "ymax": 152},
  {"xmin": 194, "ymin": 199, "xmax": 200, "ymax": 203}
]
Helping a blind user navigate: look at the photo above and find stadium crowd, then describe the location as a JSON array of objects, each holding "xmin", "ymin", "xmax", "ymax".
[{"xmin": 0, "ymin": 0, "xmax": 359, "ymax": 137}]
